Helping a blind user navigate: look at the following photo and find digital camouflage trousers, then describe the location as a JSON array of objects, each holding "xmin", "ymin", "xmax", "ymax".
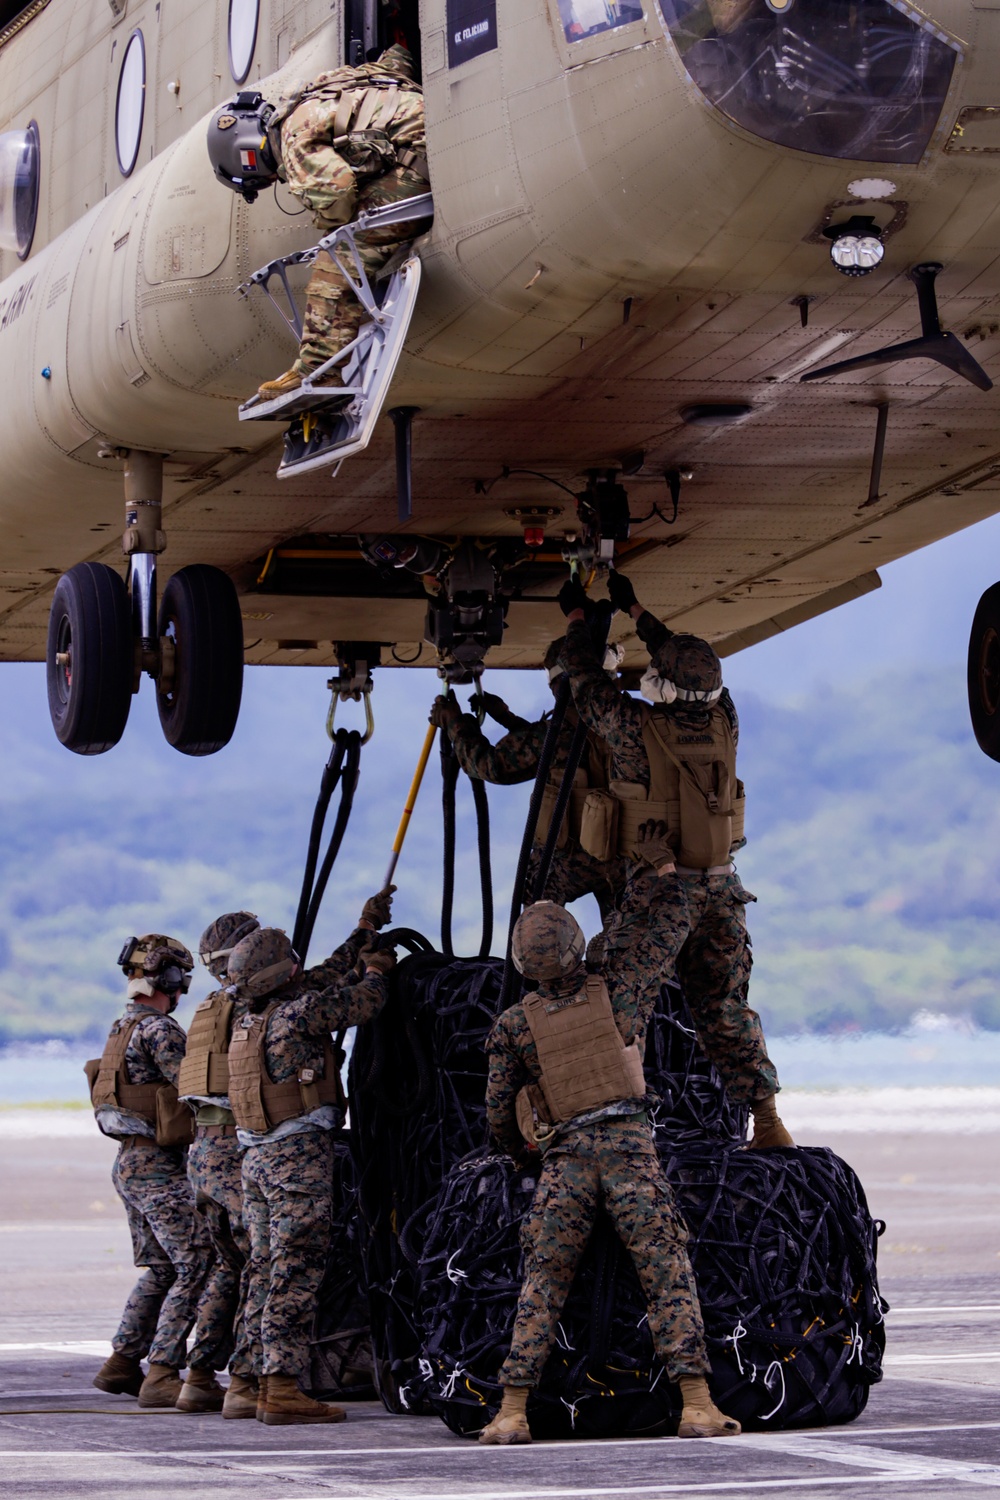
[
  {"xmin": 242, "ymin": 1129, "xmax": 334, "ymax": 1377},
  {"xmin": 187, "ymin": 1131, "xmax": 252, "ymax": 1375},
  {"xmin": 501, "ymin": 1120, "xmax": 710, "ymax": 1387},
  {"xmin": 110, "ymin": 1139, "xmax": 212, "ymax": 1369},
  {"xmin": 613, "ymin": 867, "xmax": 779, "ymax": 1107},
  {"xmin": 292, "ymin": 163, "xmax": 431, "ymax": 375}
]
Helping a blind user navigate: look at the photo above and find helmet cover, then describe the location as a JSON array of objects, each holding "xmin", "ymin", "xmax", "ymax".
[
  {"xmin": 199, "ymin": 911, "xmax": 260, "ymax": 976},
  {"xmin": 227, "ymin": 927, "xmax": 299, "ymax": 1001},
  {"xmin": 646, "ymin": 634, "xmax": 723, "ymax": 705},
  {"xmin": 511, "ymin": 901, "xmax": 586, "ymax": 981}
]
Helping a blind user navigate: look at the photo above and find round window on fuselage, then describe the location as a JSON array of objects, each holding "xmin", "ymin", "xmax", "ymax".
[
  {"xmin": 229, "ymin": 0, "xmax": 260, "ymax": 84},
  {"xmin": 115, "ymin": 30, "xmax": 146, "ymax": 177}
]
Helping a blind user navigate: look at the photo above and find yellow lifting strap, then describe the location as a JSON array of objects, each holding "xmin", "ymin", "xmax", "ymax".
[{"xmin": 383, "ymin": 720, "xmax": 437, "ymax": 888}]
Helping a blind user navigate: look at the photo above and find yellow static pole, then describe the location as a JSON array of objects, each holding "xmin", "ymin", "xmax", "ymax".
[{"xmin": 383, "ymin": 722, "xmax": 438, "ymax": 888}]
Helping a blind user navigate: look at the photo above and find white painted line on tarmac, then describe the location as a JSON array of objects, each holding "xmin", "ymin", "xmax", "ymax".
[
  {"xmin": 0, "ymin": 1341, "xmax": 112, "ymax": 1355},
  {"xmin": 277, "ymin": 1481, "xmax": 978, "ymax": 1499},
  {"xmin": 885, "ymin": 1352, "xmax": 1000, "ymax": 1365}
]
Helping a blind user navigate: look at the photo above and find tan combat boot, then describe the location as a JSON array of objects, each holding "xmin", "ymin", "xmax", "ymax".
[
  {"xmin": 137, "ymin": 1363, "xmax": 184, "ymax": 1408},
  {"xmin": 255, "ymin": 1374, "xmax": 268, "ymax": 1422},
  {"xmin": 257, "ymin": 368, "xmax": 304, "ymax": 399},
  {"xmin": 93, "ymin": 1350, "xmax": 144, "ymax": 1397},
  {"xmin": 677, "ymin": 1376, "xmax": 741, "ymax": 1438},
  {"xmin": 222, "ymin": 1374, "xmax": 259, "ymax": 1420},
  {"xmin": 749, "ymin": 1096, "xmax": 795, "ymax": 1150},
  {"xmin": 260, "ymin": 1373, "xmax": 347, "ymax": 1426},
  {"xmin": 175, "ymin": 1367, "xmax": 226, "ymax": 1413},
  {"xmin": 478, "ymin": 1386, "xmax": 532, "ymax": 1445}
]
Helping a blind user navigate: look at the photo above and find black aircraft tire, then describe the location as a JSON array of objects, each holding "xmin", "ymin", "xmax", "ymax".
[
  {"xmin": 46, "ymin": 563, "xmax": 133, "ymax": 755},
  {"xmin": 968, "ymin": 582, "xmax": 1000, "ymax": 761},
  {"xmin": 156, "ymin": 565, "xmax": 244, "ymax": 756}
]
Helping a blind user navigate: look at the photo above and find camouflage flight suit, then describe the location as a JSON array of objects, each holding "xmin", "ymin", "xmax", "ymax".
[
  {"xmin": 271, "ymin": 45, "xmax": 431, "ymax": 376},
  {"xmin": 240, "ymin": 930, "xmax": 388, "ymax": 1378},
  {"xmin": 558, "ymin": 615, "xmax": 779, "ymax": 1107},
  {"xmin": 99, "ymin": 1004, "xmax": 213, "ymax": 1370},
  {"xmin": 486, "ymin": 869, "xmax": 711, "ymax": 1386},
  {"xmin": 444, "ymin": 707, "xmax": 627, "ymax": 919}
]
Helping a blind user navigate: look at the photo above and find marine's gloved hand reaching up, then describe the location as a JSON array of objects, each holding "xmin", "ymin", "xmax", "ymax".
[
  {"xmin": 360, "ymin": 886, "xmax": 396, "ymax": 931},
  {"xmin": 557, "ymin": 578, "xmax": 589, "ymax": 619},
  {"xmin": 429, "ymin": 697, "xmax": 462, "ymax": 731},
  {"xmin": 606, "ymin": 570, "xmax": 639, "ymax": 616}
]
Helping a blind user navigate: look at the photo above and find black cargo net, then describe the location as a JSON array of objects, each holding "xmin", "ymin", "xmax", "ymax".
[{"xmin": 333, "ymin": 951, "xmax": 881, "ymax": 1430}]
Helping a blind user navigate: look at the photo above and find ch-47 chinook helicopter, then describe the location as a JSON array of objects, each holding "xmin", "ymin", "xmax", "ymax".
[{"xmin": 2, "ymin": 0, "xmax": 1000, "ymax": 759}]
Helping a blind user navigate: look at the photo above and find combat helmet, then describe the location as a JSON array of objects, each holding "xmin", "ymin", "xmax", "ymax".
[
  {"xmin": 228, "ymin": 927, "xmax": 299, "ymax": 1002},
  {"xmin": 118, "ymin": 934, "xmax": 194, "ymax": 995},
  {"xmin": 511, "ymin": 901, "xmax": 586, "ymax": 981},
  {"xmin": 643, "ymin": 634, "xmax": 723, "ymax": 706},
  {"xmin": 545, "ymin": 636, "xmax": 623, "ymax": 685},
  {"xmin": 199, "ymin": 911, "xmax": 260, "ymax": 980},
  {"xmin": 377, "ymin": 42, "xmax": 416, "ymax": 78}
]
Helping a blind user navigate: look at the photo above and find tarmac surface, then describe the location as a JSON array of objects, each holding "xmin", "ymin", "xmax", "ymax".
[{"xmin": 1, "ymin": 1117, "xmax": 998, "ymax": 1498}]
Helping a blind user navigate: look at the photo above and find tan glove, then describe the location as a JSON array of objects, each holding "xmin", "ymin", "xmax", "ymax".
[
  {"xmin": 360, "ymin": 885, "xmax": 396, "ymax": 931},
  {"xmin": 362, "ymin": 946, "xmax": 396, "ymax": 977},
  {"xmin": 429, "ymin": 696, "xmax": 462, "ymax": 731},
  {"xmin": 634, "ymin": 818, "xmax": 676, "ymax": 873}
]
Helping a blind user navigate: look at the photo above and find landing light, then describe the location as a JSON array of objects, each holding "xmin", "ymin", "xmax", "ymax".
[
  {"xmin": 824, "ymin": 216, "xmax": 885, "ymax": 278},
  {"xmin": 764, "ymin": 0, "xmax": 794, "ymax": 11}
]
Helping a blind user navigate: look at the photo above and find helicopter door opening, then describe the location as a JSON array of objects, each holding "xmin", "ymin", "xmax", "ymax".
[{"xmin": 346, "ymin": 0, "xmax": 422, "ymax": 76}]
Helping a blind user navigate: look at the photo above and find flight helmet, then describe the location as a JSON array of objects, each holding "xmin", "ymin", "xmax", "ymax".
[
  {"xmin": 642, "ymin": 634, "xmax": 724, "ymax": 707},
  {"xmin": 207, "ymin": 91, "xmax": 279, "ymax": 202},
  {"xmin": 227, "ymin": 927, "xmax": 299, "ymax": 1002},
  {"xmin": 511, "ymin": 901, "xmax": 586, "ymax": 982},
  {"xmin": 199, "ymin": 911, "xmax": 260, "ymax": 981}
]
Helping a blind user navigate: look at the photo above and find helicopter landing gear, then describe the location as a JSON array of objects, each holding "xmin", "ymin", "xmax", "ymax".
[
  {"xmin": 968, "ymin": 582, "xmax": 1000, "ymax": 762},
  {"xmin": 45, "ymin": 450, "xmax": 245, "ymax": 755}
]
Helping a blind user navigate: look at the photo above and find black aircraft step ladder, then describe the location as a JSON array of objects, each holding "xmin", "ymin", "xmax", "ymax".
[{"xmin": 238, "ymin": 192, "xmax": 433, "ymax": 480}]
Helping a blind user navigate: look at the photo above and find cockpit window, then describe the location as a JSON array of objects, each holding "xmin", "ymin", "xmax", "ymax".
[
  {"xmin": 660, "ymin": 0, "xmax": 961, "ymax": 164},
  {"xmin": 557, "ymin": 0, "xmax": 644, "ymax": 45},
  {"xmin": 0, "ymin": 121, "xmax": 39, "ymax": 259}
]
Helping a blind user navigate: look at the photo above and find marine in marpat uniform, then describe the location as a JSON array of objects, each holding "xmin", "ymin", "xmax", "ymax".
[
  {"xmin": 429, "ymin": 640, "xmax": 627, "ymax": 919},
  {"xmin": 226, "ymin": 890, "xmax": 395, "ymax": 1425},
  {"xmin": 247, "ymin": 44, "xmax": 429, "ymax": 397},
  {"xmin": 480, "ymin": 895, "xmax": 741, "ymax": 1445},
  {"xmin": 87, "ymin": 935, "xmax": 215, "ymax": 1409},
  {"xmin": 177, "ymin": 910, "xmax": 262, "ymax": 1419},
  {"xmin": 556, "ymin": 574, "xmax": 793, "ymax": 1151}
]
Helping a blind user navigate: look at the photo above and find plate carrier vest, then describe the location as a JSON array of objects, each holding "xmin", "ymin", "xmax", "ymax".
[
  {"xmin": 603, "ymin": 702, "xmax": 745, "ymax": 868},
  {"xmin": 227, "ymin": 1001, "xmax": 346, "ymax": 1134},
  {"xmin": 516, "ymin": 975, "xmax": 646, "ymax": 1142},
  {"xmin": 89, "ymin": 1015, "xmax": 161, "ymax": 1121},
  {"xmin": 177, "ymin": 991, "xmax": 235, "ymax": 1101}
]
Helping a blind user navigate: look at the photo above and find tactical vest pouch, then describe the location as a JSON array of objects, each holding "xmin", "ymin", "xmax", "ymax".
[
  {"xmin": 515, "ymin": 1082, "xmax": 554, "ymax": 1147},
  {"xmin": 333, "ymin": 129, "xmax": 397, "ymax": 180},
  {"xmin": 155, "ymin": 1085, "xmax": 195, "ymax": 1148},
  {"xmin": 84, "ymin": 1058, "xmax": 100, "ymax": 1094},
  {"xmin": 578, "ymin": 790, "xmax": 618, "ymax": 863},
  {"xmin": 732, "ymin": 778, "xmax": 746, "ymax": 848},
  {"xmin": 675, "ymin": 759, "xmax": 733, "ymax": 868}
]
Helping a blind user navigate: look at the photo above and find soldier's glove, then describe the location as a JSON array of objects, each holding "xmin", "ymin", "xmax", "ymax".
[
  {"xmin": 470, "ymin": 691, "xmax": 529, "ymax": 732},
  {"xmin": 362, "ymin": 946, "xmax": 396, "ymax": 977},
  {"xmin": 634, "ymin": 818, "xmax": 676, "ymax": 873},
  {"xmin": 557, "ymin": 578, "xmax": 590, "ymax": 618},
  {"xmin": 606, "ymin": 570, "xmax": 638, "ymax": 615},
  {"xmin": 429, "ymin": 696, "xmax": 462, "ymax": 731},
  {"xmin": 360, "ymin": 885, "xmax": 396, "ymax": 931}
]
